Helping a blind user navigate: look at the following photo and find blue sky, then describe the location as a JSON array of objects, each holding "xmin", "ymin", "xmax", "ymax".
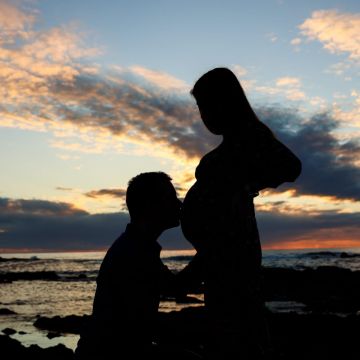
[{"xmin": 0, "ymin": 0, "xmax": 359, "ymax": 250}]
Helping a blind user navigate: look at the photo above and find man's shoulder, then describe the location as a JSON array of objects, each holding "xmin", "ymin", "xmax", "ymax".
[
  {"xmin": 105, "ymin": 230, "xmax": 133, "ymax": 257},
  {"xmin": 96, "ymin": 238, "xmax": 129, "ymax": 281}
]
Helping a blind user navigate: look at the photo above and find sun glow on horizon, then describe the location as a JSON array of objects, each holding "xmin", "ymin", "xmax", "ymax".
[{"xmin": 263, "ymin": 239, "xmax": 360, "ymax": 250}]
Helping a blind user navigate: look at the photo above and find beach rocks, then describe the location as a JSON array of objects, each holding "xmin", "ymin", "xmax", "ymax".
[
  {"xmin": 34, "ymin": 314, "xmax": 89, "ymax": 334},
  {"xmin": 0, "ymin": 271, "xmax": 60, "ymax": 283},
  {"xmin": 0, "ymin": 308, "xmax": 17, "ymax": 315},
  {"xmin": 267, "ymin": 312, "xmax": 360, "ymax": 360},
  {"xmin": 27, "ymin": 306, "xmax": 360, "ymax": 359},
  {"xmin": 47, "ymin": 331, "xmax": 61, "ymax": 339},
  {"xmin": 2, "ymin": 327, "xmax": 16, "ymax": 335},
  {"xmin": 263, "ymin": 266, "xmax": 360, "ymax": 313},
  {"xmin": 6, "ymin": 265, "xmax": 360, "ymax": 359},
  {"xmin": 0, "ymin": 335, "xmax": 74, "ymax": 360}
]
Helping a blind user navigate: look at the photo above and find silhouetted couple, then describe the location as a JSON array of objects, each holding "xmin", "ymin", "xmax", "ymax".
[{"xmin": 75, "ymin": 68, "xmax": 301, "ymax": 360}]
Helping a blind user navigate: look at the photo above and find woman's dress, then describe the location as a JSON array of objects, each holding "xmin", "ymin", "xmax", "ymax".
[{"xmin": 181, "ymin": 122, "xmax": 301, "ymax": 358}]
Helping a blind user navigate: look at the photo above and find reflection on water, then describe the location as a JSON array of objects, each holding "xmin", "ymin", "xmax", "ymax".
[
  {"xmin": 1, "ymin": 248, "xmax": 360, "ymax": 350},
  {"xmin": 0, "ymin": 250, "xmax": 199, "ymax": 350}
]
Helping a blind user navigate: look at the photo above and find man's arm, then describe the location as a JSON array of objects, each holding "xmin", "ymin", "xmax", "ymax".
[
  {"xmin": 174, "ymin": 252, "xmax": 205, "ymax": 296},
  {"xmin": 159, "ymin": 252, "xmax": 205, "ymax": 299}
]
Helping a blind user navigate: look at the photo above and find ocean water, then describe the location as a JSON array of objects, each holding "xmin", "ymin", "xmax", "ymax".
[{"xmin": 1, "ymin": 248, "xmax": 360, "ymax": 350}]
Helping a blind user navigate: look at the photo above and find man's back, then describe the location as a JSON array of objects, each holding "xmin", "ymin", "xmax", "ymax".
[{"xmin": 75, "ymin": 224, "xmax": 173, "ymax": 359}]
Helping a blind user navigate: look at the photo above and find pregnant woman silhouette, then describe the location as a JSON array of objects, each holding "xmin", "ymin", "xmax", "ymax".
[{"xmin": 180, "ymin": 68, "xmax": 302, "ymax": 359}]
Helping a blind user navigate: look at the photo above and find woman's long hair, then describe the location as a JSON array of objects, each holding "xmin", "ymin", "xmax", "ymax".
[{"xmin": 191, "ymin": 67, "xmax": 273, "ymax": 136}]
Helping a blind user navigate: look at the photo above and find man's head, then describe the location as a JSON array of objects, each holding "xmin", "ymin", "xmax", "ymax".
[{"xmin": 126, "ymin": 172, "xmax": 182, "ymax": 231}]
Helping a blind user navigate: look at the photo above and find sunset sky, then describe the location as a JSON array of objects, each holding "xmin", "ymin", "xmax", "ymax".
[{"xmin": 0, "ymin": 0, "xmax": 359, "ymax": 251}]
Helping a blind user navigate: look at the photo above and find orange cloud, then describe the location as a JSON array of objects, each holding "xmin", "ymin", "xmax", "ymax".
[
  {"xmin": 275, "ymin": 76, "xmax": 305, "ymax": 100},
  {"xmin": 0, "ymin": 2, "xmax": 359, "ymax": 209},
  {"xmin": 290, "ymin": 38, "xmax": 302, "ymax": 46},
  {"xmin": 0, "ymin": 197, "xmax": 87, "ymax": 216},
  {"xmin": 84, "ymin": 188, "xmax": 126, "ymax": 199},
  {"xmin": 299, "ymin": 9, "xmax": 360, "ymax": 61},
  {"xmin": 255, "ymin": 76, "xmax": 306, "ymax": 101},
  {"xmin": 2, "ymin": 3, "xmax": 358, "ymax": 173},
  {"xmin": 0, "ymin": 0, "xmax": 35, "ymax": 44},
  {"xmin": 129, "ymin": 65, "xmax": 189, "ymax": 91},
  {"xmin": 332, "ymin": 94, "xmax": 360, "ymax": 130},
  {"xmin": 276, "ymin": 77, "xmax": 301, "ymax": 87},
  {"xmin": 0, "ymin": 3, "xmax": 100, "ymax": 114},
  {"xmin": 256, "ymin": 191, "xmax": 360, "ymax": 216}
]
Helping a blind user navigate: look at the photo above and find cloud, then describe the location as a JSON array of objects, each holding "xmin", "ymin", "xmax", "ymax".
[
  {"xmin": 43, "ymin": 69, "xmax": 214, "ymax": 160},
  {"xmin": 0, "ymin": 2, "xmax": 359, "ymax": 205},
  {"xmin": 266, "ymin": 32, "xmax": 278, "ymax": 43},
  {"xmin": 275, "ymin": 77, "xmax": 305, "ymax": 100},
  {"xmin": 256, "ymin": 107, "xmax": 360, "ymax": 201},
  {"xmin": 254, "ymin": 77, "xmax": 306, "ymax": 101},
  {"xmin": 299, "ymin": 9, "xmax": 360, "ymax": 61},
  {"xmin": 129, "ymin": 65, "xmax": 189, "ymax": 91},
  {"xmin": 0, "ymin": 197, "xmax": 86, "ymax": 216},
  {"xmin": 0, "ymin": 196, "xmax": 359, "ymax": 251},
  {"xmin": 0, "ymin": 0, "xmax": 35, "ymax": 44},
  {"xmin": 326, "ymin": 61, "xmax": 353, "ymax": 76},
  {"xmin": 309, "ymin": 96, "xmax": 327, "ymax": 109},
  {"xmin": 56, "ymin": 187, "xmax": 73, "ymax": 191},
  {"xmin": 2, "ymin": 48, "xmax": 360, "ymax": 202},
  {"xmin": 0, "ymin": 2, "xmax": 100, "ymax": 134},
  {"xmin": 0, "ymin": 205, "xmax": 127, "ymax": 251},
  {"xmin": 276, "ymin": 77, "xmax": 301, "ymax": 87},
  {"xmin": 256, "ymin": 190, "xmax": 359, "ymax": 217},
  {"xmin": 0, "ymin": 2, "xmax": 213, "ymax": 162},
  {"xmin": 231, "ymin": 64, "xmax": 248, "ymax": 77},
  {"xmin": 257, "ymin": 209, "xmax": 360, "ymax": 249},
  {"xmin": 285, "ymin": 90, "xmax": 306, "ymax": 101},
  {"xmin": 290, "ymin": 38, "xmax": 302, "ymax": 46},
  {"xmin": 56, "ymin": 154, "xmax": 80, "ymax": 160},
  {"xmin": 84, "ymin": 188, "xmax": 126, "ymax": 199},
  {"xmin": 50, "ymin": 139, "xmax": 108, "ymax": 154},
  {"xmin": 0, "ymin": 196, "xmax": 183, "ymax": 250},
  {"xmin": 332, "ymin": 93, "xmax": 360, "ymax": 129}
]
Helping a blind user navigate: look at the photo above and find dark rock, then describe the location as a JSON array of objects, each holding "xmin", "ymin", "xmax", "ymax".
[
  {"xmin": 0, "ymin": 335, "xmax": 74, "ymax": 359},
  {"xmin": 0, "ymin": 257, "xmax": 36, "ymax": 262},
  {"xmin": 2, "ymin": 327, "xmax": 16, "ymax": 335},
  {"xmin": 340, "ymin": 252, "xmax": 358, "ymax": 258},
  {"xmin": 47, "ymin": 331, "xmax": 61, "ymax": 339},
  {"xmin": 158, "ymin": 307, "xmax": 360, "ymax": 359},
  {"xmin": 0, "ymin": 271, "xmax": 60, "ymax": 282},
  {"xmin": 34, "ymin": 314, "xmax": 90, "ymax": 334},
  {"xmin": 0, "ymin": 335, "xmax": 25, "ymax": 356},
  {"xmin": 0, "ymin": 308, "xmax": 17, "ymax": 315},
  {"xmin": 157, "ymin": 306, "xmax": 207, "ymax": 353},
  {"xmin": 175, "ymin": 295, "xmax": 204, "ymax": 304},
  {"xmin": 15, "ymin": 306, "xmax": 360, "ymax": 359},
  {"xmin": 262, "ymin": 266, "xmax": 360, "ymax": 313},
  {"xmin": 41, "ymin": 343, "xmax": 74, "ymax": 360},
  {"xmin": 267, "ymin": 311, "xmax": 360, "ymax": 359},
  {"xmin": 18, "ymin": 331, "xmax": 27, "ymax": 335}
]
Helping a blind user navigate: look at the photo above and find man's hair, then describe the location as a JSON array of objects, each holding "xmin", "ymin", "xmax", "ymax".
[{"xmin": 126, "ymin": 172, "xmax": 172, "ymax": 220}]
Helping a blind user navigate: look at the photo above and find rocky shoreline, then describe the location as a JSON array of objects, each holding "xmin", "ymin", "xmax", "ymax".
[
  {"xmin": 2, "ymin": 265, "xmax": 360, "ymax": 359},
  {"xmin": 2, "ymin": 308, "xmax": 360, "ymax": 359},
  {"xmin": 2, "ymin": 265, "xmax": 360, "ymax": 310}
]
